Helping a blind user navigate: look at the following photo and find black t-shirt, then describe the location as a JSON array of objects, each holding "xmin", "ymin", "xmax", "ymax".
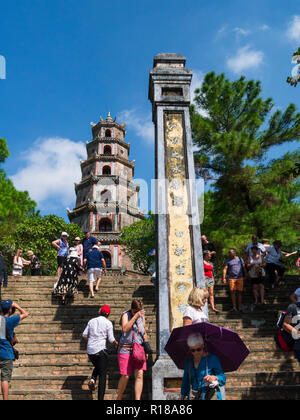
[
  {"xmin": 286, "ymin": 303, "xmax": 300, "ymax": 350},
  {"xmin": 202, "ymin": 242, "xmax": 216, "ymax": 261}
]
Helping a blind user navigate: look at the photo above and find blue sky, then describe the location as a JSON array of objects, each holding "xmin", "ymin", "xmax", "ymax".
[{"xmin": 0, "ymin": 0, "xmax": 299, "ymax": 220}]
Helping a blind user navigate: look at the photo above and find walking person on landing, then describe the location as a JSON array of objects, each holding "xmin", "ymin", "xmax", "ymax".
[
  {"xmin": 82, "ymin": 230, "xmax": 98, "ymax": 259},
  {"xmin": 52, "ymin": 232, "xmax": 70, "ymax": 279},
  {"xmin": 223, "ymin": 249, "xmax": 246, "ymax": 313},
  {"xmin": 265, "ymin": 240, "xmax": 288, "ymax": 288},
  {"xmin": 54, "ymin": 248, "xmax": 81, "ymax": 305},
  {"xmin": 247, "ymin": 246, "xmax": 266, "ymax": 306},
  {"xmin": 82, "ymin": 305, "xmax": 118, "ymax": 400},
  {"xmin": 84, "ymin": 245, "xmax": 107, "ymax": 298},
  {"xmin": 12, "ymin": 249, "xmax": 30, "ymax": 277},
  {"xmin": 0, "ymin": 300, "xmax": 29, "ymax": 400},
  {"xmin": 203, "ymin": 251, "xmax": 219, "ymax": 313},
  {"xmin": 74, "ymin": 237, "xmax": 84, "ymax": 268},
  {"xmin": 246, "ymin": 235, "xmax": 266, "ymax": 256},
  {"xmin": 27, "ymin": 251, "xmax": 41, "ymax": 276},
  {"xmin": 201, "ymin": 235, "xmax": 216, "ymax": 263},
  {"xmin": 117, "ymin": 299, "xmax": 148, "ymax": 400}
]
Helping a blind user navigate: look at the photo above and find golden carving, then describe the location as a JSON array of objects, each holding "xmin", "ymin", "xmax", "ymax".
[{"xmin": 165, "ymin": 113, "xmax": 194, "ymax": 329}]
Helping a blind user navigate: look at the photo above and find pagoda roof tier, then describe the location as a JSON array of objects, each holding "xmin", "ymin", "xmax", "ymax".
[
  {"xmin": 68, "ymin": 201, "xmax": 144, "ymax": 219},
  {"xmin": 81, "ymin": 154, "xmax": 135, "ymax": 169},
  {"xmin": 90, "ymin": 119, "xmax": 126, "ymax": 135},
  {"xmin": 75, "ymin": 175, "xmax": 140, "ymax": 192},
  {"xmin": 87, "ymin": 137, "xmax": 130, "ymax": 150}
]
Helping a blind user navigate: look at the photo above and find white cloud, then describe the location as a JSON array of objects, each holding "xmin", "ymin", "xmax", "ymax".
[
  {"xmin": 10, "ymin": 137, "xmax": 86, "ymax": 210},
  {"xmin": 287, "ymin": 15, "xmax": 300, "ymax": 42},
  {"xmin": 117, "ymin": 109, "xmax": 154, "ymax": 145},
  {"xmin": 190, "ymin": 70, "xmax": 204, "ymax": 101},
  {"xmin": 190, "ymin": 70, "xmax": 209, "ymax": 118},
  {"xmin": 260, "ymin": 24, "xmax": 270, "ymax": 31},
  {"xmin": 234, "ymin": 27, "xmax": 251, "ymax": 36},
  {"xmin": 215, "ymin": 24, "xmax": 229, "ymax": 40},
  {"xmin": 227, "ymin": 45, "xmax": 264, "ymax": 74}
]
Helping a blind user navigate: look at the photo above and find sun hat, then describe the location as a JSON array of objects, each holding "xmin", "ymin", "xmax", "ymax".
[
  {"xmin": 61, "ymin": 232, "xmax": 69, "ymax": 237},
  {"xmin": 74, "ymin": 237, "xmax": 81, "ymax": 241}
]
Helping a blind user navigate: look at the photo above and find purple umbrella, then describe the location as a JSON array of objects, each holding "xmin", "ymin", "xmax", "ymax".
[{"xmin": 165, "ymin": 322, "xmax": 250, "ymax": 372}]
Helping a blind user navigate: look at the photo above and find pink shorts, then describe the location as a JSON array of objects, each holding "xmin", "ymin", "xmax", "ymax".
[{"xmin": 118, "ymin": 352, "xmax": 147, "ymax": 376}]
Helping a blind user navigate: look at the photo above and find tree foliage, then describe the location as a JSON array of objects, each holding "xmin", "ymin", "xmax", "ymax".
[
  {"xmin": 0, "ymin": 215, "xmax": 83, "ymax": 275},
  {"xmin": 191, "ymin": 72, "xmax": 300, "ymax": 272},
  {"xmin": 120, "ymin": 213, "xmax": 155, "ymax": 273},
  {"xmin": 0, "ymin": 138, "xmax": 38, "ymax": 236}
]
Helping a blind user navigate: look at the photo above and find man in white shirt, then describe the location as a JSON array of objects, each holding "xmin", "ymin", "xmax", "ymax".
[
  {"xmin": 246, "ymin": 236, "xmax": 266, "ymax": 256},
  {"xmin": 82, "ymin": 305, "xmax": 118, "ymax": 400}
]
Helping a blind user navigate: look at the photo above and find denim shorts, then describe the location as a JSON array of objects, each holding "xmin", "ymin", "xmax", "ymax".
[{"xmin": 0, "ymin": 359, "xmax": 13, "ymax": 382}]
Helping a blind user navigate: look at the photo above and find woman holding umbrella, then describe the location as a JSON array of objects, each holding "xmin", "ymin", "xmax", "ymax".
[{"xmin": 180, "ymin": 333, "xmax": 226, "ymax": 400}]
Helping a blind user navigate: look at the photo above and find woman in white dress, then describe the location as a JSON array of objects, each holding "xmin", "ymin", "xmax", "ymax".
[
  {"xmin": 183, "ymin": 287, "xmax": 209, "ymax": 326},
  {"xmin": 12, "ymin": 249, "xmax": 30, "ymax": 277}
]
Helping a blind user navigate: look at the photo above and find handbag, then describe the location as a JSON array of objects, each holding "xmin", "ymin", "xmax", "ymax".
[{"xmin": 132, "ymin": 328, "xmax": 146, "ymax": 363}]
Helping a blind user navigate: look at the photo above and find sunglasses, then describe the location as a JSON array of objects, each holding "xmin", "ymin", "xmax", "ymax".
[{"xmin": 190, "ymin": 347, "xmax": 204, "ymax": 353}]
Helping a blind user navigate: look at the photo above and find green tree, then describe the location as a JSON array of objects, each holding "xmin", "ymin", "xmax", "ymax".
[
  {"xmin": 0, "ymin": 215, "xmax": 83, "ymax": 275},
  {"xmin": 191, "ymin": 72, "xmax": 300, "ymax": 269},
  {"xmin": 0, "ymin": 138, "xmax": 38, "ymax": 235},
  {"xmin": 120, "ymin": 213, "xmax": 155, "ymax": 273}
]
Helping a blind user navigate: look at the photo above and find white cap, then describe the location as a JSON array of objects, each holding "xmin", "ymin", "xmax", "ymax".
[{"xmin": 61, "ymin": 232, "xmax": 69, "ymax": 237}]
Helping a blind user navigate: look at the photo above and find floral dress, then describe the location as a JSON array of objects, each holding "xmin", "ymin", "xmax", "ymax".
[{"xmin": 54, "ymin": 257, "xmax": 80, "ymax": 296}]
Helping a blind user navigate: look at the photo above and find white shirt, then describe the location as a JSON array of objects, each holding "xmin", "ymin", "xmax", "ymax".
[
  {"xmin": 294, "ymin": 288, "xmax": 300, "ymax": 303},
  {"xmin": 183, "ymin": 305, "xmax": 208, "ymax": 325},
  {"xmin": 246, "ymin": 242, "xmax": 266, "ymax": 255},
  {"xmin": 82, "ymin": 316, "xmax": 115, "ymax": 355},
  {"xmin": 265, "ymin": 246, "xmax": 283, "ymax": 266},
  {"xmin": 249, "ymin": 255, "xmax": 265, "ymax": 278}
]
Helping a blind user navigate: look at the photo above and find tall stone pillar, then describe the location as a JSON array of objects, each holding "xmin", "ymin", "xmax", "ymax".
[{"xmin": 149, "ymin": 53, "xmax": 206, "ymax": 399}]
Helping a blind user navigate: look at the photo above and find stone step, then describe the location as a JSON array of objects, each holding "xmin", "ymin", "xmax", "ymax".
[
  {"xmin": 4, "ymin": 384, "xmax": 300, "ymax": 401},
  {"xmin": 11, "ymin": 356, "xmax": 299, "ymax": 377},
  {"xmin": 8, "ymin": 369, "xmax": 300, "ymax": 392},
  {"xmin": 225, "ymin": 385, "xmax": 300, "ymax": 400},
  {"xmin": 11, "ymin": 348, "xmax": 297, "ymax": 367}
]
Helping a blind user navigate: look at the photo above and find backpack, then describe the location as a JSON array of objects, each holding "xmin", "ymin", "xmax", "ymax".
[{"xmin": 274, "ymin": 311, "xmax": 295, "ymax": 352}]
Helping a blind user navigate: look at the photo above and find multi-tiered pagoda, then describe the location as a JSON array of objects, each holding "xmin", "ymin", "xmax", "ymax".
[{"xmin": 68, "ymin": 112, "xmax": 144, "ymax": 269}]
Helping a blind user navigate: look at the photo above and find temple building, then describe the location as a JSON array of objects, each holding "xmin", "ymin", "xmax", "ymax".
[{"xmin": 68, "ymin": 112, "xmax": 144, "ymax": 269}]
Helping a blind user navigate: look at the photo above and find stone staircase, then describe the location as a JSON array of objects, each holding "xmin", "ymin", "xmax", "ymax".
[
  {"xmin": 1, "ymin": 273, "xmax": 300, "ymax": 400},
  {"xmin": 1, "ymin": 272, "xmax": 156, "ymax": 400}
]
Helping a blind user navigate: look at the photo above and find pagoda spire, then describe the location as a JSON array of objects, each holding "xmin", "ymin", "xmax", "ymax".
[{"xmin": 106, "ymin": 111, "xmax": 112, "ymax": 122}]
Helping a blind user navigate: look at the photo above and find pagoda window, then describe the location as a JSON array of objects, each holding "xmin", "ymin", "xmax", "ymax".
[
  {"xmin": 104, "ymin": 145, "xmax": 112, "ymax": 155},
  {"xmin": 100, "ymin": 189, "xmax": 112, "ymax": 202},
  {"xmin": 105, "ymin": 129, "xmax": 112, "ymax": 138},
  {"xmin": 99, "ymin": 218, "xmax": 112, "ymax": 232},
  {"xmin": 102, "ymin": 165, "xmax": 111, "ymax": 175}
]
